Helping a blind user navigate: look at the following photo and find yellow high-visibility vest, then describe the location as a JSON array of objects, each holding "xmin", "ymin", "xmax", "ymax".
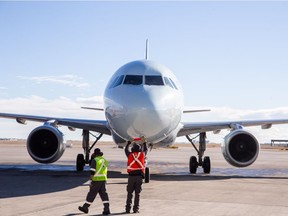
[{"xmin": 92, "ymin": 156, "xmax": 108, "ymax": 181}]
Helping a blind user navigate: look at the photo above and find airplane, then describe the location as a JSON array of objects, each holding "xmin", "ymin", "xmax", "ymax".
[{"xmin": 1, "ymin": 48, "xmax": 288, "ymax": 183}]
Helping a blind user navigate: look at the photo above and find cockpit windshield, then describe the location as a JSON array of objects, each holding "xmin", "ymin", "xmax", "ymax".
[
  {"xmin": 164, "ymin": 76, "xmax": 178, "ymax": 89},
  {"xmin": 123, "ymin": 75, "xmax": 143, "ymax": 85},
  {"xmin": 164, "ymin": 77, "xmax": 173, "ymax": 88},
  {"xmin": 145, "ymin": 75, "xmax": 164, "ymax": 86},
  {"xmin": 109, "ymin": 74, "xmax": 178, "ymax": 89},
  {"xmin": 109, "ymin": 75, "xmax": 124, "ymax": 89}
]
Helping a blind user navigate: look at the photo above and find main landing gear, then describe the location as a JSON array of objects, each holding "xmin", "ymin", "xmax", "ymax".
[
  {"xmin": 144, "ymin": 154, "xmax": 151, "ymax": 183},
  {"xmin": 137, "ymin": 140, "xmax": 151, "ymax": 183},
  {"xmin": 144, "ymin": 143, "xmax": 153, "ymax": 183},
  {"xmin": 145, "ymin": 166, "xmax": 150, "ymax": 183},
  {"xmin": 186, "ymin": 132, "xmax": 211, "ymax": 174},
  {"xmin": 76, "ymin": 130, "xmax": 103, "ymax": 171}
]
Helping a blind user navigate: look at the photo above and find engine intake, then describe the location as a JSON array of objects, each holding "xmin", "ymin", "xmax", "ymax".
[
  {"xmin": 221, "ymin": 129, "xmax": 259, "ymax": 167},
  {"xmin": 27, "ymin": 125, "xmax": 65, "ymax": 163}
]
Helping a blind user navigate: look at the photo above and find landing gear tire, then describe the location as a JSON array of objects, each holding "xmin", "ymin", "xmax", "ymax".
[
  {"xmin": 189, "ymin": 156, "xmax": 198, "ymax": 174},
  {"xmin": 203, "ymin": 156, "xmax": 211, "ymax": 174},
  {"xmin": 76, "ymin": 154, "xmax": 85, "ymax": 171},
  {"xmin": 144, "ymin": 167, "xmax": 150, "ymax": 183}
]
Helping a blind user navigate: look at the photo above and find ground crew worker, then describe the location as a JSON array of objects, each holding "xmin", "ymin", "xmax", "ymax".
[
  {"xmin": 78, "ymin": 148, "xmax": 110, "ymax": 215},
  {"xmin": 125, "ymin": 140, "xmax": 148, "ymax": 213}
]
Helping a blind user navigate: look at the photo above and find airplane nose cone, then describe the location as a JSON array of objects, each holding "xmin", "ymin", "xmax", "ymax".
[
  {"xmin": 106, "ymin": 86, "xmax": 182, "ymax": 142},
  {"xmin": 126, "ymin": 106, "xmax": 165, "ymax": 136}
]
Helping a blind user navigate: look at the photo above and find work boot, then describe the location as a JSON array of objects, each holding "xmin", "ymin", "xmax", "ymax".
[
  {"xmin": 125, "ymin": 205, "xmax": 131, "ymax": 213},
  {"xmin": 102, "ymin": 210, "xmax": 111, "ymax": 215},
  {"xmin": 133, "ymin": 209, "xmax": 139, "ymax": 213},
  {"xmin": 78, "ymin": 206, "xmax": 89, "ymax": 214},
  {"xmin": 78, "ymin": 203, "xmax": 89, "ymax": 214},
  {"xmin": 103, "ymin": 203, "xmax": 110, "ymax": 215}
]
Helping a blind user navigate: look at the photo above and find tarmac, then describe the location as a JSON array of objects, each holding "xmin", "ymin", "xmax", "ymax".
[{"xmin": 1, "ymin": 141, "xmax": 288, "ymax": 216}]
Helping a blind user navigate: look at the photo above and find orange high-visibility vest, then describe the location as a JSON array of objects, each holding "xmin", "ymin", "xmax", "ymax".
[{"xmin": 127, "ymin": 152, "xmax": 145, "ymax": 173}]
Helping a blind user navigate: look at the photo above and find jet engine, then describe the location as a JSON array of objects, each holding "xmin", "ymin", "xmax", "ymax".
[
  {"xmin": 27, "ymin": 125, "xmax": 65, "ymax": 163},
  {"xmin": 221, "ymin": 129, "xmax": 260, "ymax": 167}
]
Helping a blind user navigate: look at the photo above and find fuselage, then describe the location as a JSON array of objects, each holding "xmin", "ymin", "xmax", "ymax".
[{"xmin": 104, "ymin": 60, "xmax": 184, "ymax": 147}]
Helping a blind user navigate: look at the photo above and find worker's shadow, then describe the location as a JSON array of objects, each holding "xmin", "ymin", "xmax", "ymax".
[
  {"xmin": 64, "ymin": 212, "xmax": 129, "ymax": 216},
  {"xmin": 93, "ymin": 213, "xmax": 129, "ymax": 216}
]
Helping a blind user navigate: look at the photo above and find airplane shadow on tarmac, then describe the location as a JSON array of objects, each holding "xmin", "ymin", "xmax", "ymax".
[
  {"xmin": 1, "ymin": 164, "xmax": 288, "ymax": 199},
  {"xmin": 150, "ymin": 165, "xmax": 288, "ymax": 181},
  {"xmin": 150, "ymin": 173, "xmax": 288, "ymax": 182},
  {"xmin": 0, "ymin": 165, "xmax": 127, "ymax": 199}
]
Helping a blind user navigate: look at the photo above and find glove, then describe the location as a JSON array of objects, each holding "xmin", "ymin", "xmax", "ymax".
[{"xmin": 141, "ymin": 136, "xmax": 146, "ymax": 142}]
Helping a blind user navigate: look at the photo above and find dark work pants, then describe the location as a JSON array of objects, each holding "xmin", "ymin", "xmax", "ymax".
[
  {"xmin": 86, "ymin": 181, "xmax": 110, "ymax": 212},
  {"xmin": 126, "ymin": 175, "xmax": 143, "ymax": 211}
]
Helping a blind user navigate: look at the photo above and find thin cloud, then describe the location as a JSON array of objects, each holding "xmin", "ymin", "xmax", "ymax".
[
  {"xmin": 76, "ymin": 96, "xmax": 104, "ymax": 106},
  {"xmin": 0, "ymin": 96, "xmax": 106, "ymax": 140},
  {"xmin": 18, "ymin": 74, "xmax": 90, "ymax": 88},
  {"xmin": 181, "ymin": 106, "xmax": 288, "ymax": 143},
  {"xmin": 183, "ymin": 106, "xmax": 288, "ymax": 121},
  {"xmin": 0, "ymin": 96, "xmax": 105, "ymax": 118}
]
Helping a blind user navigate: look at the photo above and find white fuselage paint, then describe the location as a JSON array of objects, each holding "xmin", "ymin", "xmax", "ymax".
[{"xmin": 104, "ymin": 60, "xmax": 184, "ymax": 147}]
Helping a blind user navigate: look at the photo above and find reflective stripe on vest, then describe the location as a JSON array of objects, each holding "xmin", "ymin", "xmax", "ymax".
[
  {"xmin": 92, "ymin": 156, "xmax": 108, "ymax": 181},
  {"xmin": 127, "ymin": 152, "xmax": 145, "ymax": 173}
]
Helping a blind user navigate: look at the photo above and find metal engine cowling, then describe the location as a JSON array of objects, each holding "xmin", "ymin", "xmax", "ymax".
[
  {"xmin": 27, "ymin": 125, "xmax": 65, "ymax": 163},
  {"xmin": 221, "ymin": 129, "xmax": 260, "ymax": 167}
]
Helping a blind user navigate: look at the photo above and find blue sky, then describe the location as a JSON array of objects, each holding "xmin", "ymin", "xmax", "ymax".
[{"xmin": 1, "ymin": 1, "xmax": 288, "ymax": 143}]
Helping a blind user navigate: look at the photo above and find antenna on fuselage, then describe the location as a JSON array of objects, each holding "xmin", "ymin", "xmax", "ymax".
[{"xmin": 145, "ymin": 39, "xmax": 149, "ymax": 60}]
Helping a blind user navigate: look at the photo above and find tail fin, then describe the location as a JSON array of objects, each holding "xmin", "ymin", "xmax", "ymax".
[{"xmin": 145, "ymin": 39, "xmax": 149, "ymax": 60}]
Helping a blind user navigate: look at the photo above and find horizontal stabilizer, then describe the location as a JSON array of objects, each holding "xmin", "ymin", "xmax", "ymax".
[
  {"xmin": 183, "ymin": 109, "xmax": 211, "ymax": 113},
  {"xmin": 81, "ymin": 106, "xmax": 104, "ymax": 111}
]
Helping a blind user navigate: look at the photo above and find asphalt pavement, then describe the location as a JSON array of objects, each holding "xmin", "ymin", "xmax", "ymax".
[{"xmin": 1, "ymin": 142, "xmax": 288, "ymax": 216}]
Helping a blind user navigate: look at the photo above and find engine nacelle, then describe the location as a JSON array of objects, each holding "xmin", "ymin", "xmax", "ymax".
[
  {"xmin": 27, "ymin": 125, "xmax": 65, "ymax": 163},
  {"xmin": 221, "ymin": 129, "xmax": 260, "ymax": 167}
]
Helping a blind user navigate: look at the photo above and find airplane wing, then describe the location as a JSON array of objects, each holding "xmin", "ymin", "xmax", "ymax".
[
  {"xmin": 0, "ymin": 112, "xmax": 111, "ymax": 135},
  {"xmin": 177, "ymin": 119, "xmax": 288, "ymax": 137}
]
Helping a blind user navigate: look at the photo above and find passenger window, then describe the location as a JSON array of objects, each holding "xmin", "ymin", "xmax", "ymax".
[
  {"xmin": 145, "ymin": 76, "xmax": 164, "ymax": 86},
  {"xmin": 164, "ymin": 77, "xmax": 174, "ymax": 89},
  {"xmin": 123, "ymin": 75, "xmax": 143, "ymax": 85}
]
